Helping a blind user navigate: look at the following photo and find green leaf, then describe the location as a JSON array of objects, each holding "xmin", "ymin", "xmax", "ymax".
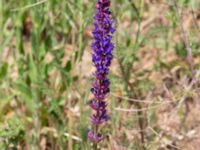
[
  {"xmin": 64, "ymin": 60, "xmax": 71, "ymax": 72},
  {"xmin": 175, "ymin": 42, "xmax": 187, "ymax": 58},
  {"xmin": 0, "ymin": 63, "xmax": 8, "ymax": 80},
  {"xmin": 28, "ymin": 54, "xmax": 38, "ymax": 82},
  {"xmin": 15, "ymin": 82, "xmax": 34, "ymax": 112}
]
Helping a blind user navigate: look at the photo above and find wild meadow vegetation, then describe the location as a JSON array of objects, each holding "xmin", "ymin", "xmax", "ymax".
[{"xmin": 0, "ymin": 0, "xmax": 200, "ymax": 149}]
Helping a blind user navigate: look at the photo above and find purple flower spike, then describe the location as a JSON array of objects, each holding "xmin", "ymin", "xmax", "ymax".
[{"xmin": 88, "ymin": 0, "xmax": 115, "ymax": 143}]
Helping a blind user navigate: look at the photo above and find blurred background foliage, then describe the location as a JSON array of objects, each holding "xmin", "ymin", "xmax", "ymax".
[{"xmin": 0, "ymin": 0, "xmax": 200, "ymax": 149}]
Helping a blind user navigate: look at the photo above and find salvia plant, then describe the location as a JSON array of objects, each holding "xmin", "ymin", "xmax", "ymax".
[{"xmin": 87, "ymin": 0, "xmax": 115, "ymax": 145}]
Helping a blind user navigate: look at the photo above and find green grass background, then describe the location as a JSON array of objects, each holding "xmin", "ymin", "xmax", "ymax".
[{"xmin": 0, "ymin": 0, "xmax": 200, "ymax": 149}]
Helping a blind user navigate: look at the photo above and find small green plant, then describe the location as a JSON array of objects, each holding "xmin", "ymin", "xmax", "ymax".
[{"xmin": 0, "ymin": 117, "xmax": 25, "ymax": 149}]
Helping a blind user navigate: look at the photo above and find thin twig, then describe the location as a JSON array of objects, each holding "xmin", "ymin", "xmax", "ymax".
[
  {"xmin": 11, "ymin": 0, "xmax": 47, "ymax": 12},
  {"xmin": 148, "ymin": 127, "xmax": 181, "ymax": 150},
  {"xmin": 63, "ymin": 133, "xmax": 82, "ymax": 142},
  {"xmin": 111, "ymin": 92, "xmax": 173, "ymax": 104},
  {"xmin": 115, "ymin": 101, "xmax": 172, "ymax": 112}
]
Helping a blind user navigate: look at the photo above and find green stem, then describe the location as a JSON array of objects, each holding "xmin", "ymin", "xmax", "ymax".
[
  {"xmin": 0, "ymin": 0, "xmax": 3, "ymax": 52},
  {"xmin": 93, "ymin": 143, "xmax": 98, "ymax": 150}
]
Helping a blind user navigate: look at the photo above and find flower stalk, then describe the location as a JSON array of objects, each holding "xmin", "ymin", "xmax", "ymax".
[{"xmin": 88, "ymin": 0, "xmax": 115, "ymax": 145}]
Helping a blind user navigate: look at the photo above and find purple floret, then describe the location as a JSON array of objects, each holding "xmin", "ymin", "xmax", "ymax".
[
  {"xmin": 88, "ymin": 0, "xmax": 115, "ymax": 143},
  {"xmin": 88, "ymin": 130, "xmax": 104, "ymax": 143}
]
